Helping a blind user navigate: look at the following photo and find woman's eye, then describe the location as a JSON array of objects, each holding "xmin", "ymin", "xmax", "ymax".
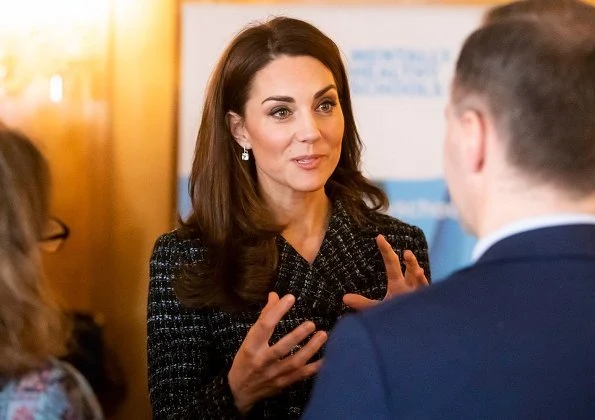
[
  {"xmin": 317, "ymin": 101, "xmax": 336, "ymax": 113},
  {"xmin": 271, "ymin": 108, "xmax": 291, "ymax": 119}
]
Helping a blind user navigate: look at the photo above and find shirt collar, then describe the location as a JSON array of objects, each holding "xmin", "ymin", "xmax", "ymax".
[{"xmin": 472, "ymin": 213, "xmax": 595, "ymax": 262}]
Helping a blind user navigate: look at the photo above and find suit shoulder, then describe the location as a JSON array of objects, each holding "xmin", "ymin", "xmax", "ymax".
[{"xmin": 357, "ymin": 265, "xmax": 480, "ymax": 330}]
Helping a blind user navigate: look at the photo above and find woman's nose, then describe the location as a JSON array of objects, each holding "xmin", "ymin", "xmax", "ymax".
[{"xmin": 295, "ymin": 113, "xmax": 321, "ymax": 143}]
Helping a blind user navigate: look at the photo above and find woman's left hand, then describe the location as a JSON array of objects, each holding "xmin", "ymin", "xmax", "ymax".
[{"xmin": 343, "ymin": 235, "xmax": 428, "ymax": 311}]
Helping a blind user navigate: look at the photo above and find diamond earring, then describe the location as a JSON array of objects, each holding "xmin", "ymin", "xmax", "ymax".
[{"xmin": 241, "ymin": 146, "xmax": 249, "ymax": 161}]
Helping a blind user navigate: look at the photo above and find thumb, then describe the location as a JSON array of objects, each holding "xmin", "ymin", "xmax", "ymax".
[{"xmin": 343, "ymin": 293, "xmax": 379, "ymax": 311}]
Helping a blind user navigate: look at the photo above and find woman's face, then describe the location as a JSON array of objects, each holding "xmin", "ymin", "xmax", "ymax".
[{"xmin": 229, "ymin": 55, "xmax": 345, "ymax": 201}]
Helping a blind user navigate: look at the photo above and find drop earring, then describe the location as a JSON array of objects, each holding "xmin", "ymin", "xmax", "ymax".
[{"xmin": 241, "ymin": 145, "xmax": 249, "ymax": 161}]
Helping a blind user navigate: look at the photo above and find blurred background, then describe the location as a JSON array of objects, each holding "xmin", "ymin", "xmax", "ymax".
[{"xmin": 0, "ymin": 0, "xmax": 568, "ymax": 418}]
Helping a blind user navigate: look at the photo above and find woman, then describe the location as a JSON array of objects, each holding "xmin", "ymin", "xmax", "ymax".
[
  {"xmin": 148, "ymin": 17, "xmax": 430, "ymax": 419},
  {"xmin": 0, "ymin": 127, "xmax": 103, "ymax": 419}
]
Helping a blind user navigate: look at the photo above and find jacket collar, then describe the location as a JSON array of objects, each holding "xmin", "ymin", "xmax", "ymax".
[{"xmin": 477, "ymin": 224, "xmax": 595, "ymax": 264}]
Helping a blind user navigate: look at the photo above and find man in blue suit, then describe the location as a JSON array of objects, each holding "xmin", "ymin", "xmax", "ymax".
[{"xmin": 303, "ymin": 1, "xmax": 595, "ymax": 418}]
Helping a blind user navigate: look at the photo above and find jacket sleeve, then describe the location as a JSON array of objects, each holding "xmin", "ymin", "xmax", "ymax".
[
  {"xmin": 147, "ymin": 233, "xmax": 240, "ymax": 419},
  {"xmin": 302, "ymin": 314, "xmax": 391, "ymax": 419}
]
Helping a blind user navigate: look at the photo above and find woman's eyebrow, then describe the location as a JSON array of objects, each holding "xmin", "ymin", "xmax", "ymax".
[{"xmin": 260, "ymin": 84, "xmax": 337, "ymax": 105}]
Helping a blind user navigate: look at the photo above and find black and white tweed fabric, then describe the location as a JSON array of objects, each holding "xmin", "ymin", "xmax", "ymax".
[{"xmin": 147, "ymin": 200, "xmax": 430, "ymax": 419}]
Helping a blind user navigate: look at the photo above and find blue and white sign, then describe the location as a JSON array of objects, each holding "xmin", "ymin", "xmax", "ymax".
[{"xmin": 179, "ymin": 4, "xmax": 485, "ymax": 280}]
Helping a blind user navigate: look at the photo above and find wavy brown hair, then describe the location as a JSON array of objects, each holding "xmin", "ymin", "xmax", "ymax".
[
  {"xmin": 175, "ymin": 17, "xmax": 388, "ymax": 311},
  {"xmin": 0, "ymin": 127, "xmax": 68, "ymax": 378}
]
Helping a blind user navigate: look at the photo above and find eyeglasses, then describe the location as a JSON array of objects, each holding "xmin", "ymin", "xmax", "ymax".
[{"xmin": 40, "ymin": 217, "xmax": 70, "ymax": 253}]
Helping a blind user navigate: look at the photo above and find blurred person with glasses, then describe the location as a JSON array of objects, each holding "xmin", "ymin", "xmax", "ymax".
[{"xmin": 0, "ymin": 125, "xmax": 103, "ymax": 419}]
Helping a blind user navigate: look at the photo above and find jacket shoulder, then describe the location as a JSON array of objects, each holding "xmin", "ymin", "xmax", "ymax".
[
  {"xmin": 365, "ymin": 211, "xmax": 425, "ymax": 238},
  {"xmin": 150, "ymin": 229, "xmax": 207, "ymax": 268}
]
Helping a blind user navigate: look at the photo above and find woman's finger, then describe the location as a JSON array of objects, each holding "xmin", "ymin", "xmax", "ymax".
[
  {"xmin": 289, "ymin": 331, "xmax": 328, "ymax": 366},
  {"xmin": 290, "ymin": 358, "xmax": 324, "ymax": 383},
  {"xmin": 250, "ymin": 294, "xmax": 296, "ymax": 344},
  {"xmin": 278, "ymin": 333, "xmax": 327, "ymax": 377},
  {"xmin": 376, "ymin": 235, "xmax": 405, "ymax": 283},
  {"xmin": 274, "ymin": 359, "xmax": 324, "ymax": 391},
  {"xmin": 343, "ymin": 293, "xmax": 379, "ymax": 311},
  {"xmin": 268, "ymin": 321, "xmax": 317, "ymax": 360},
  {"xmin": 259, "ymin": 292, "xmax": 280, "ymax": 318},
  {"xmin": 403, "ymin": 250, "xmax": 429, "ymax": 286}
]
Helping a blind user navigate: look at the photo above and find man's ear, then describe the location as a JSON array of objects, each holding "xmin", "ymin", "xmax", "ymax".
[
  {"xmin": 226, "ymin": 111, "xmax": 250, "ymax": 148},
  {"xmin": 459, "ymin": 108, "xmax": 486, "ymax": 173}
]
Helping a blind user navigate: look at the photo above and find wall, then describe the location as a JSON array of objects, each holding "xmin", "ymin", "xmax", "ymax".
[
  {"xmin": 95, "ymin": 0, "xmax": 177, "ymax": 418},
  {"xmin": 1, "ymin": 1, "xmax": 176, "ymax": 419}
]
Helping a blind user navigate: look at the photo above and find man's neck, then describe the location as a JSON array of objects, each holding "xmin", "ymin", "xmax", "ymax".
[{"xmin": 476, "ymin": 186, "xmax": 595, "ymax": 239}]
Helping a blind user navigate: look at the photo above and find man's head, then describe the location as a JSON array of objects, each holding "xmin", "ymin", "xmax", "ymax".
[{"xmin": 444, "ymin": 0, "xmax": 595, "ymax": 236}]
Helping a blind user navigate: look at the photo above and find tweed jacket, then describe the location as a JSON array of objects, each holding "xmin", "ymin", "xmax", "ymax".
[{"xmin": 147, "ymin": 200, "xmax": 430, "ymax": 419}]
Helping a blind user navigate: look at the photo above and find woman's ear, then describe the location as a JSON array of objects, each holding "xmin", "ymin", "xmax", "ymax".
[{"xmin": 226, "ymin": 111, "xmax": 249, "ymax": 147}]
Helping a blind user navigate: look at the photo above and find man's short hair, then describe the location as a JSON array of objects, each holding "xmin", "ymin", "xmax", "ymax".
[
  {"xmin": 453, "ymin": 0, "xmax": 595, "ymax": 195},
  {"xmin": 484, "ymin": 0, "xmax": 595, "ymax": 26}
]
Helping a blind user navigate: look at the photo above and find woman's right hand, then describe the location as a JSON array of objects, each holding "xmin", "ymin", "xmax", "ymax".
[{"xmin": 227, "ymin": 292, "xmax": 327, "ymax": 414}]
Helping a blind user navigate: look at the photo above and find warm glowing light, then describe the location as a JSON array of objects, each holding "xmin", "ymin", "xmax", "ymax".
[
  {"xmin": 0, "ymin": 0, "xmax": 110, "ymax": 32},
  {"xmin": 0, "ymin": 0, "xmax": 110, "ymax": 99},
  {"xmin": 49, "ymin": 74, "xmax": 63, "ymax": 103}
]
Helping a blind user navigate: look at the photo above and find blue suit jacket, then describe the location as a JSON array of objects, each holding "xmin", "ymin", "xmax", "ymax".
[{"xmin": 303, "ymin": 225, "xmax": 595, "ymax": 419}]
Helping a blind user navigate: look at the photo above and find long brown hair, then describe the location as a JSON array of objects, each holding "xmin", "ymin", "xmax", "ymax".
[
  {"xmin": 0, "ymin": 127, "xmax": 68, "ymax": 378},
  {"xmin": 176, "ymin": 17, "xmax": 388, "ymax": 311}
]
